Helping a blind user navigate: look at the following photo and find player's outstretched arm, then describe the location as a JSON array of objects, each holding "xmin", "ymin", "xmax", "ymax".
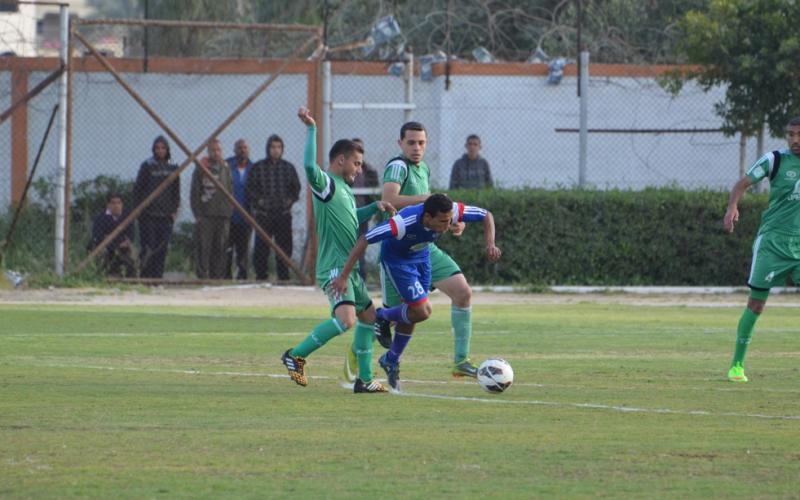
[
  {"xmin": 330, "ymin": 236, "xmax": 370, "ymax": 295},
  {"xmin": 381, "ymin": 182, "xmax": 428, "ymax": 211},
  {"xmin": 724, "ymin": 176, "xmax": 753, "ymax": 233},
  {"xmin": 481, "ymin": 211, "xmax": 502, "ymax": 262}
]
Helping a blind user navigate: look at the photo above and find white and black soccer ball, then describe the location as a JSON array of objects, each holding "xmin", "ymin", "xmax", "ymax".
[{"xmin": 477, "ymin": 358, "xmax": 514, "ymax": 393}]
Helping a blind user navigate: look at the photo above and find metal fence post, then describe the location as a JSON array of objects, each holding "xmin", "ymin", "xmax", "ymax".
[
  {"xmin": 322, "ymin": 60, "xmax": 332, "ymax": 168},
  {"xmin": 404, "ymin": 51, "xmax": 414, "ymax": 122},
  {"xmin": 54, "ymin": 4, "xmax": 69, "ymax": 276},
  {"xmin": 578, "ymin": 50, "xmax": 589, "ymax": 188}
]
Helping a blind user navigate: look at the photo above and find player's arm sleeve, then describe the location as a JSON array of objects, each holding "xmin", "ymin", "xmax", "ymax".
[
  {"xmin": 745, "ymin": 153, "xmax": 772, "ymax": 184},
  {"xmin": 452, "ymin": 202, "xmax": 488, "ymax": 223},
  {"xmin": 383, "ymin": 159, "xmax": 408, "ymax": 186},
  {"xmin": 303, "ymin": 125, "xmax": 334, "ymax": 202},
  {"xmin": 366, "ymin": 213, "xmax": 406, "ymax": 243},
  {"xmin": 356, "ymin": 202, "xmax": 378, "ymax": 224}
]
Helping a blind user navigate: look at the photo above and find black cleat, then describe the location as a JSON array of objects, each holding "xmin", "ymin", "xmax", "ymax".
[
  {"xmin": 281, "ymin": 349, "xmax": 308, "ymax": 386},
  {"xmin": 353, "ymin": 378, "xmax": 389, "ymax": 393},
  {"xmin": 374, "ymin": 309, "xmax": 393, "ymax": 349}
]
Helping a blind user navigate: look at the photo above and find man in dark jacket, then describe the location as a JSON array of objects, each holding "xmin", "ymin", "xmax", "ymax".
[
  {"xmin": 449, "ymin": 134, "xmax": 494, "ymax": 189},
  {"xmin": 246, "ymin": 134, "xmax": 301, "ymax": 281},
  {"xmin": 225, "ymin": 139, "xmax": 253, "ymax": 280},
  {"xmin": 132, "ymin": 135, "xmax": 180, "ymax": 279},
  {"xmin": 89, "ymin": 193, "xmax": 136, "ymax": 277}
]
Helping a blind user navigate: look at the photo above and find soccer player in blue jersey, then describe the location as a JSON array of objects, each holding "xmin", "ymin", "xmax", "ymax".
[{"xmin": 331, "ymin": 193, "xmax": 501, "ymax": 391}]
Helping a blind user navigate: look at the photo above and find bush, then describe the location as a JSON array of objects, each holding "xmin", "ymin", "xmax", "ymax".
[{"xmin": 436, "ymin": 188, "xmax": 767, "ymax": 286}]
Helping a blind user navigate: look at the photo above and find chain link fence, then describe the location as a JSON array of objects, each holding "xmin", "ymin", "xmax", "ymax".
[{"xmin": 2, "ymin": 19, "xmax": 787, "ymax": 284}]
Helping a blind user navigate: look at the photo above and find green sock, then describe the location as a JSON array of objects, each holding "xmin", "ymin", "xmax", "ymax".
[
  {"xmin": 452, "ymin": 306, "xmax": 472, "ymax": 363},
  {"xmin": 732, "ymin": 308, "xmax": 759, "ymax": 367},
  {"xmin": 353, "ymin": 321, "xmax": 374, "ymax": 382},
  {"xmin": 291, "ymin": 318, "xmax": 346, "ymax": 358}
]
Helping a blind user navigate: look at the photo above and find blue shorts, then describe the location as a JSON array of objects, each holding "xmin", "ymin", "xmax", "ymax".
[{"xmin": 381, "ymin": 259, "xmax": 431, "ymax": 306}]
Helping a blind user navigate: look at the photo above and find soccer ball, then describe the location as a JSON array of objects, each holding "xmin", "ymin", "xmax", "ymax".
[{"xmin": 477, "ymin": 358, "xmax": 514, "ymax": 393}]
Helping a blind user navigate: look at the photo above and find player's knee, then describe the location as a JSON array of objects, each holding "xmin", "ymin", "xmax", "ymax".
[
  {"xmin": 747, "ymin": 298, "xmax": 766, "ymax": 315},
  {"xmin": 408, "ymin": 302, "xmax": 432, "ymax": 322},
  {"xmin": 453, "ymin": 284, "xmax": 472, "ymax": 307},
  {"xmin": 334, "ymin": 310, "xmax": 357, "ymax": 331}
]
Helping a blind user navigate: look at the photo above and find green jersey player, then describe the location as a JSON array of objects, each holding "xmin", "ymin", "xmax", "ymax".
[
  {"xmin": 280, "ymin": 107, "xmax": 395, "ymax": 393},
  {"xmin": 723, "ymin": 116, "xmax": 800, "ymax": 383},
  {"xmin": 373, "ymin": 121, "xmax": 482, "ymax": 378}
]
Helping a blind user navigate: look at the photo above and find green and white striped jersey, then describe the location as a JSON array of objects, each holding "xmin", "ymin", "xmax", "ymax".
[
  {"xmin": 747, "ymin": 149, "xmax": 800, "ymax": 236},
  {"xmin": 303, "ymin": 126, "xmax": 376, "ymax": 281}
]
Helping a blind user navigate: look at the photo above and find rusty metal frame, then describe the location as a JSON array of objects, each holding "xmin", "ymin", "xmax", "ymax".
[{"xmin": 71, "ymin": 23, "xmax": 322, "ymax": 285}]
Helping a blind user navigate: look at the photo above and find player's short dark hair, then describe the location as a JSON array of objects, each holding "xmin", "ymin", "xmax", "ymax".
[
  {"xmin": 329, "ymin": 139, "xmax": 364, "ymax": 162},
  {"xmin": 466, "ymin": 134, "xmax": 481, "ymax": 143},
  {"xmin": 106, "ymin": 192, "xmax": 123, "ymax": 204},
  {"xmin": 400, "ymin": 121, "xmax": 427, "ymax": 140},
  {"xmin": 423, "ymin": 193, "xmax": 453, "ymax": 217},
  {"xmin": 788, "ymin": 117, "xmax": 800, "ymax": 128}
]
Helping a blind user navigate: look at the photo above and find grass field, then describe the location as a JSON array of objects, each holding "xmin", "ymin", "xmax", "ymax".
[{"xmin": 1, "ymin": 298, "xmax": 799, "ymax": 498}]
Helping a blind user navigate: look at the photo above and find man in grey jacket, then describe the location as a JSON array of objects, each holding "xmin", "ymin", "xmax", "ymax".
[
  {"xmin": 191, "ymin": 139, "xmax": 233, "ymax": 279},
  {"xmin": 449, "ymin": 134, "xmax": 494, "ymax": 190}
]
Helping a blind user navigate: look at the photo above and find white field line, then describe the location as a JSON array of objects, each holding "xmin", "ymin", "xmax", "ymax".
[
  {"xmin": 395, "ymin": 391, "xmax": 800, "ymax": 421},
  {"xmin": 18, "ymin": 363, "xmax": 800, "ymax": 421},
  {"xmin": 0, "ymin": 331, "xmax": 311, "ymax": 338}
]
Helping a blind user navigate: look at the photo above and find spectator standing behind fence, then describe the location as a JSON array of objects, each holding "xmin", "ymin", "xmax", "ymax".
[
  {"xmin": 449, "ymin": 134, "xmax": 493, "ymax": 189},
  {"xmin": 246, "ymin": 134, "xmax": 301, "ymax": 282},
  {"xmin": 191, "ymin": 139, "xmax": 233, "ymax": 280},
  {"xmin": 133, "ymin": 135, "xmax": 180, "ymax": 279},
  {"xmin": 225, "ymin": 139, "xmax": 253, "ymax": 280},
  {"xmin": 89, "ymin": 193, "xmax": 137, "ymax": 278},
  {"xmin": 351, "ymin": 138, "xmax": 380, "ymax": 277}
]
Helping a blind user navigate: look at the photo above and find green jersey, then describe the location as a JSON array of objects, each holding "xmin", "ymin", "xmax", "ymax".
[
  {"xmin": 383, "ymin": 155, "xmax": 431, "ymax": 196},
  {"xmin": 747, "ymin": 149, "xmax": 800, "ymax": 236},
  {"xmin": 303, "ymin": 126, "xmax": 377, "ymax": 281}
]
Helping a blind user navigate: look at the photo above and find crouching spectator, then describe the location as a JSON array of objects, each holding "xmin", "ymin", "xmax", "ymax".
[{"xmin": 89, "ymin": 193, "xmax": 137, "ymax": 277}]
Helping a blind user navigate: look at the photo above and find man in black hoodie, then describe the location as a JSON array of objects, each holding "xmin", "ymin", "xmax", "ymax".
[
  {"xmin": 132, "ymin": 135, "xmax": 180, "ymax": 279},
  {"xmin": 246, "ymin": 134, "xmax": 301, "ymax": 282}
]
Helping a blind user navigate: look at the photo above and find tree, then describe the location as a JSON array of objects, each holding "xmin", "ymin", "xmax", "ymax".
[{"xmin": 664, "ymin": 0, "xmax": 800, "ymax": 137}]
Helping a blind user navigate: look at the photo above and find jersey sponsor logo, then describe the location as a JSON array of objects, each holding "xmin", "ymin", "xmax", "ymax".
[
  {"xmin": 788, "ymin": 180, "xmax": 800, "ymax": 201},
  {"xmin": 409, "ymin": 241, "xmax": 431, "ymax": 252},
  {"xmin": 786, "ymin": 170, "xmax": 797, "ymax": 179}
]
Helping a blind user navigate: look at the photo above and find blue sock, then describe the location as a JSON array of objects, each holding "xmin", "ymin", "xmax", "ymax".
[
  {"xmin": 378, "ymin": 304, "xmax": 410, "ymax": 323},
  {"xmin": 384, "ymin": 332, "xmax": 412, "ymax": 364}
]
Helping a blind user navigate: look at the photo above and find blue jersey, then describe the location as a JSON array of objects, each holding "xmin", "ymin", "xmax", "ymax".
[{"xmin": 366, "ymin": 202, "xmax": 487, "ymax": 264}]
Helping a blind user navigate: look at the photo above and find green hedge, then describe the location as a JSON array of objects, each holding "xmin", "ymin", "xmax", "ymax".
[{"xmin": 436, "ymin": 188, "xmax": 768, "ymax": 286}]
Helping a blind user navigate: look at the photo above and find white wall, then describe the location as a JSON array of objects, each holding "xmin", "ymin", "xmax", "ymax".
[{"xmin": 2, "ymin": 66, "xmax": 788, "ymax": 262}]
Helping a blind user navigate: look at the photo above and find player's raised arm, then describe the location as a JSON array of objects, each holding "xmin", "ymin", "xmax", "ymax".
[{"xmin": 297, "ymin": 107, "xmax": 329, "ymax": 194}]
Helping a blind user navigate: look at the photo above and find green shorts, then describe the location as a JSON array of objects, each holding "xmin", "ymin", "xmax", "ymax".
[
  {"xmin": 380, "ymin": 244, "xmax": 462, "ymax": 307},
  {"xmin": 747, "ymin": 233, "xmax": 800, "ymax": 290},
  {"xmin": 318, "ymin": 269, "xmax": 373, "ymax": 315}
]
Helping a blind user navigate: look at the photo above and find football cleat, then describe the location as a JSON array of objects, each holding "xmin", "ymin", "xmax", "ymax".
[
  {"xmin": 378, "ymin": 352, "xmax": 401, "ymax": 392},
  {"xmin": 727, "ymin": 362, "xmax": 748, "ymax": 383},
  {"xmin": 353, "ymin": 378, "xmax": 389, "ymax": 393},
  {"xmin": 374, "ymin": 309, "xmax": 393, "ymax": 349},
  {"xmin": 343, "ymin": 344, "xmax": 358, "ymax": 383},
  {"xmin": 452, "ymin": 358, "xmax": 479, "ymax": 378},
  {"xmin": 281, "ymin": 349, "xmax": 308, "ymax": 386}
]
